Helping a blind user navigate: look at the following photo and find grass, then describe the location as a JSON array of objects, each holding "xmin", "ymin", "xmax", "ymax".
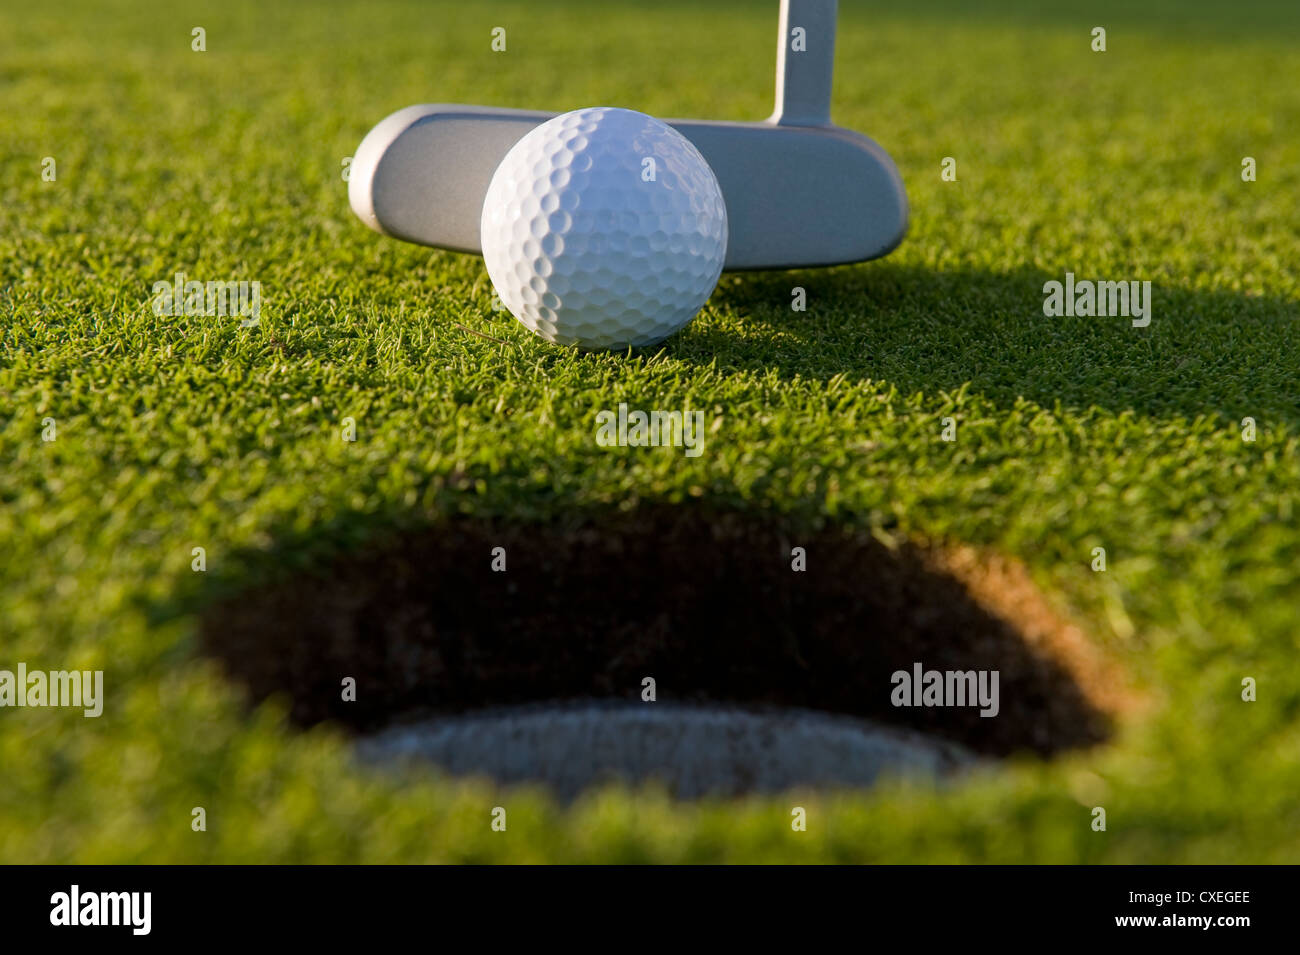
[{"xmin": 0, "ymin": 0, "xmax": 1297, "ymax": 862}]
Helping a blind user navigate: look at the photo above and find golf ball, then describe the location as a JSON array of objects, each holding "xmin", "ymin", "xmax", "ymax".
[{"xmin": 480, "ymin": 106, "xmax": 728, "ymax": 349}]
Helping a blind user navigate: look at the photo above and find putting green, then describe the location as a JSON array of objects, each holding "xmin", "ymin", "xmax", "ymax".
[{"xmin": 0, "ymin": 0, "xmax": 1297, "ymax": 862}]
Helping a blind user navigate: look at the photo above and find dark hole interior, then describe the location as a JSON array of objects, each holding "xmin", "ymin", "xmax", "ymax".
[{"xmin": 198, "ymin": 505, "xmax": 1121, "ymax": 758}]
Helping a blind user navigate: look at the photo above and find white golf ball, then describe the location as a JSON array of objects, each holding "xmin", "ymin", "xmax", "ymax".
[{"xmin": 480, "ymin": 106, "xmax": 728, "ymax": 350}]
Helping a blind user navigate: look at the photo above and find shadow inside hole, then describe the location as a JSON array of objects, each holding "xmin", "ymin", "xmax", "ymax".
[{"xmin": 198, "ymin": 503, "xmax": 1122, "ymax": 771}]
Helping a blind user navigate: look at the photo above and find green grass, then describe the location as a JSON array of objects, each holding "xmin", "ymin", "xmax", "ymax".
[{"xmin": 1, "ymin": 0, "xmax": 1298, "ymax": 862}]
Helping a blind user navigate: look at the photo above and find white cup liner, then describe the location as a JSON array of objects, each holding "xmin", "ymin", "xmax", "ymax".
[{"xmin": 355, "ymin": 700, "xmax": 977, "ymax": 800}]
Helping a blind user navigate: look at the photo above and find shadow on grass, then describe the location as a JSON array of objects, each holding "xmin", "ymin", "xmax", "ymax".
[{"xmin": 688, "ymin": 262, "xmax": 1299, "ymax": 424}]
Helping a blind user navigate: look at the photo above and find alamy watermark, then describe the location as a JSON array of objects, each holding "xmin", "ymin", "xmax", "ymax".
[
  {"xmin": 595, "ymin": 402, "xmax": 706, "ymax": 457},
  {"xmin": 1043, "ymin": 271, "xmax": 1151, "ymax": 327},
  {"xmin": 0, "ymin": 664, "xmax": 103, "ymax": 717},
  {"xmin": 891, "ymin": 662, "xmax": 999, "ymax": 717},
  {"xmin": 151, "ymin": 271, "xmax": 261, "ymax": 327},
  {"xmin": 50, "ymin": 886, "xmax": 150, "ymax": 935}
]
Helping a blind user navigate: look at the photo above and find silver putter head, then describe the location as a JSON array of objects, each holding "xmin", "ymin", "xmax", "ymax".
[{"xmin": 349, "ymin": 0, "xmax": 907, "ymax": 271}]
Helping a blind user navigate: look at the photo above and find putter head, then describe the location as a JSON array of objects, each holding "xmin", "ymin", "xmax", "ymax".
[{"xmin": 350, "ymin": 0, "xmax": 907, "ymax": 271}]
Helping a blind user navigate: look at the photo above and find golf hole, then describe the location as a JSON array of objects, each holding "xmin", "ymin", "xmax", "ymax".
[{"xmin": 198, "ymin": 506, "xmax": 1131, "ymax": 799}]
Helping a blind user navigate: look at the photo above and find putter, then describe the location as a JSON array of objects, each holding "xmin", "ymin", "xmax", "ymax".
[{"xmin": 349, "ymin": 0, "xmax": 907, "ymax": 271}]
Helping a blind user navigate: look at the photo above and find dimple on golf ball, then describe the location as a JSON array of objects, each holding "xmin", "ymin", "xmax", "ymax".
[{"xmin": 480, "ymin": 106, "xmax": 728, "ymax": 350}]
